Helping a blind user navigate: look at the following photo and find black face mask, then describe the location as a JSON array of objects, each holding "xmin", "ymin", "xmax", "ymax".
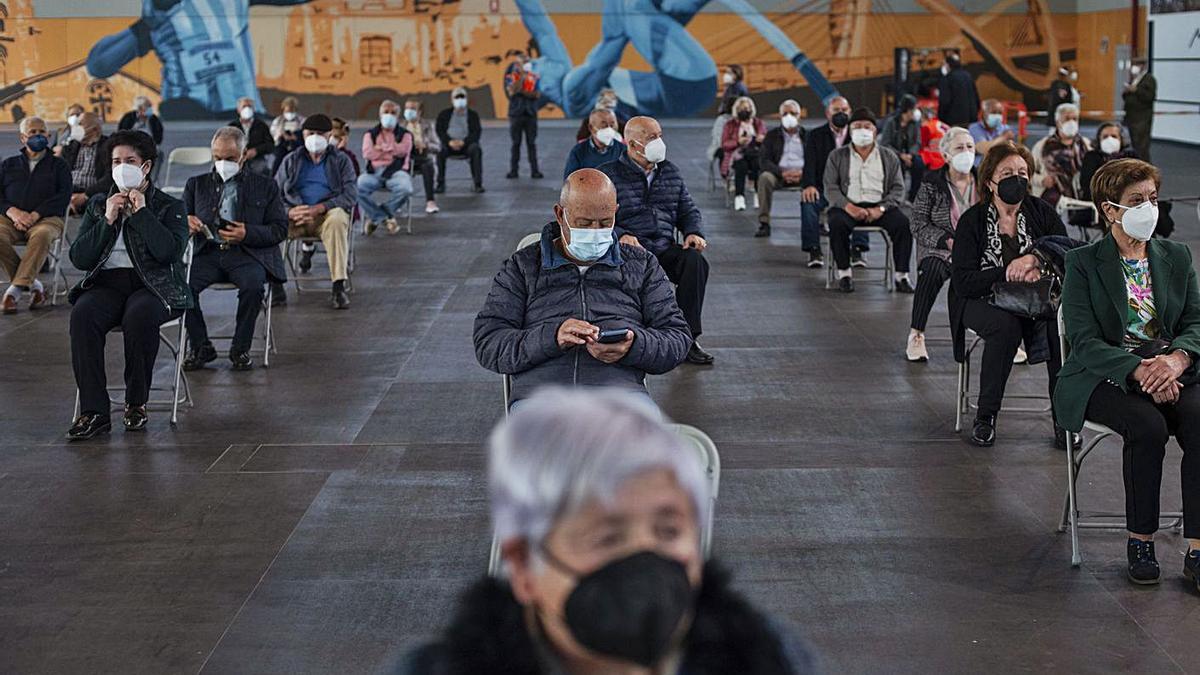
[
  {"xmin": 545, "ymin": 549, "xmax": 695, "ymax": 668},
  {"xmin": 995, "ymin": 175, "xmax": 1029, "ymax": 205},
  {"xmin": 831, "ymin": 112, "xmax": 849, "ymax": 128},
  {"xmin": 736, "ymin": 110, "xmax": 751, "ymax": 121}
]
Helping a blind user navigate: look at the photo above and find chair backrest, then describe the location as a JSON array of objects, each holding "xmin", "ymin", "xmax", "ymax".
[
  {"xmin": 164, "ymin": 146, "xmax": 212, "ymax": 188},
  {"xmin": 516, "ymin": 232, "xmax": 541, "ymax": 251},
  {"xmin": 1057, "ymin": 305, "xmax": 1069, "ymax": 361}
]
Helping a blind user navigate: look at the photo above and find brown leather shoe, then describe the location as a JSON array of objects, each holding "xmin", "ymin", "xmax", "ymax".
[
  {"xmin": 29, "ymin": 287, "xmax": 47, "ymax": 310},
  {"xmin": 1, "ymin": 293, "xmax": 17, "ymax": 314}
]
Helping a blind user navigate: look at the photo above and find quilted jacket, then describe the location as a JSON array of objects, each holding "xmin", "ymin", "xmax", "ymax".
[{"xmin": 600, "ymin": 154, "xmax": 704, "ymax": 255}]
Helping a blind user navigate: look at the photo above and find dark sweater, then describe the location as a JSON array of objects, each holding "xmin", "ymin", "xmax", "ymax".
[
  {"xmin": 562, "ymin": 137, "xmax": 625, "ymax": 180},
  {"xmin": 0, "ymin": 151, "xmax": 72, "ymax": 219},
  {"xmin": 435, "ymin": 108, "xmax": 482, "ymax": 148},
  {"xmin": 117, "ymin": 111, "xmax": 164, "ymax": 145},
  {"xmin": 227, "ymin": 118, "xmax": 275, "ymax": 160},
  {"xmin": 800, "ymin": 124, "xmax": 841, "ymax": 191}
]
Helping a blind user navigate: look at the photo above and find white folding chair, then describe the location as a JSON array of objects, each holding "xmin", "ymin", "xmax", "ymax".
[
  {"xmin": 286, "ymin": 214, "xmax": 356, "ymax": 294},
  {"xmin": 953, "ymin": 331, "xmax": 1051, "ymax": 433},
  {"xmin": 486, "ymin": 422, "xmax": 722, "ymax": 577},
  {"xmin": 73, "ymin": 241, "xmax": 195, "ymax": 425},
  {"xmin": 825, "ymin": 225, "xmax": 895, "ymax": 291},
  {"xmin": 161, "ymin": 147, "xmax": 213, "ymax": 196},
  {"xmin": 1057, "ymin": 307, "xmax": 1182, "ymax": 566},
  {"xmin": 203, "ymin": 282, "xmax": 277, "ymax": 367}
]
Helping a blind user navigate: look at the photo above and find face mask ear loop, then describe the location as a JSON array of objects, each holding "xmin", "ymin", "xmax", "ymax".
[{"xmin": 539, "ymin": 542, "xmax": 583, "ymax": 579}]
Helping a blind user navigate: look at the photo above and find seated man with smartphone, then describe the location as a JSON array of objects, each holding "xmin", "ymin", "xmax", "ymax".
[
  {"xmin": 182, "ymin": 127, "xmax": 288, "ymax": 371},
  {"xmin": 474, "ymin": 169, "xmax": 692, "ymax": 408}
]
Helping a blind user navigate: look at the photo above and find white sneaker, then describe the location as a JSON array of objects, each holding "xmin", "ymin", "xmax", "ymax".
[
  {"xmin": 906, "ymin": 332, "xmax": 929, "ymax": 362},
  {"xmin": 734, "ymin": 195, "xmax": 746, "ymax": 211},
  {"xmin": 1014, "ymin": 346, "xmax": 1028, "ymax": 364},
  {"xmin": 425, "ymin": 201, "xmax": 439, "ymax": 214},
  {"xmin": 385, "ymin": 217, "xmax": 400, "ymax": 234},
  {"xmin": 753, "ymin": 193, "xmax": 760, "ymax": 209}
]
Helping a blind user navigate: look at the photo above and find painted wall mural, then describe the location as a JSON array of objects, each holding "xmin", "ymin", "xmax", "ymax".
[{"xmin": 0, "ymin": 0, "xmax": 1141, "ymax": 122}]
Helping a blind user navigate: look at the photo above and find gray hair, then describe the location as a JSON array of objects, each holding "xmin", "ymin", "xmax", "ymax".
[
  {"xmin": 489, "ymin": 388, "xmax": 710, "ymax": 561},
  {"xmin": 18, "ymin": 116, "xmax": 45, "ymax": 135},
  {"xmin": 1055, "ymin": 102, "xmax": 1079, "ymax": 122},
  {"xmin": 451, "ymin": 86, "xmax": 468, "ymax": 98},
  {"xmin": 134, "ymin": 95, "xmax": 152, "ymax": 110},
  {"xmin": 779, "ymin": 98, "xmax": 801, "ymax": 115},
  {"xmin": 379, "ymin": 99, "xmax": 399, "ymax": 112},
  {"xmin": 211, "ymin": 125, "xmax": 247, "ymax": 152},
  {"xmin": 938, "ymin": 126, "xmax": 974, "ymax": 155}
]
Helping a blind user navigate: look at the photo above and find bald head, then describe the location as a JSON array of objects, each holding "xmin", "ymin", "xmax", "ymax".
[{"xmin": 623, "ymin": 116, "xmax": 663, "ymax": 168}]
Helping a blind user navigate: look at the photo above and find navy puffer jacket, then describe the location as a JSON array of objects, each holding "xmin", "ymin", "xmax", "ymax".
[
  {"xmin": 474, "ymin": 222, "xmax": 692, "ymax": 404},
  {"xmin": 600, "ymin": 154, "xmax": 704, "ymax": 255}
]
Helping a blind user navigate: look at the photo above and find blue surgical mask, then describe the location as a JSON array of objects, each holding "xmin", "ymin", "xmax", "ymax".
[
  {"xmin": 986, "ymin": 113, "xmax": 1004, "ymax": 129},
  {"xmin": 562, "ymin": 217, "xmax": 614, "ymax": 262}
]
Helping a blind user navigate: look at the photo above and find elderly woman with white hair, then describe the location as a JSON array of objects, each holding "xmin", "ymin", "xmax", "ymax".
[
  {"xmin": 403, "ymin": 388, "xmax": 816, "ymax": 675},
  {"xmin": 1031, "ymin": 102, "xmax": 1091, "ymax": 207},
  {"xmin": 117, "ymin": 95, "xmax": 164, "ymax": 147},
  {"xmin": 905, "ymin": 126, "xmax": 978, "ymax": 362}
]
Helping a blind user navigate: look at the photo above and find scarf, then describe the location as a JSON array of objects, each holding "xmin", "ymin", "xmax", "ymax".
[{"xmin": 982, "ymin": 203, "xmax": 1030, "ymax": 270}]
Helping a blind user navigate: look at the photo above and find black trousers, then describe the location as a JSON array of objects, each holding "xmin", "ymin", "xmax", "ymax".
[
  {"xmin": 732, "ymin": 157, "xmax": 759, "ymax": 197},
  {"xmin": 437, "ymin": 143, "xmax": 483, "ymax": 187},
  {"xmin": 1086, "ymin": 383, "xmax": 1200, "ymax": 538},
  {"xmin": 827, "ymin": 206, "xmax": 912, "ymax": 273},
  {"xmin": 656, "ymin": 245, "xmax": 709, "ymax": 339},
  {"xmin": 70, "ymin": 268, "xmax": 174, "ymax": 416},
  {"xmin": 411, "ymin": 154, "xmax": 437, "ymax": 200},
  {"xmin": 508, "ymin": 115, "xmax": 539, "ymax": 173},
  {"xmin": 185, "ymin": 246, "xmax": 267, "ymax": 354},
  {"xmin": 911, "ymin": 257, "xmax": 951, "ymax": 331},
  {"xmin": 904, "ymin": 155, "xmax": 926, "ymax": 202},
  {"xmin": 961, "ymin": 298, "xmax": 1060, "ymax": 418}
]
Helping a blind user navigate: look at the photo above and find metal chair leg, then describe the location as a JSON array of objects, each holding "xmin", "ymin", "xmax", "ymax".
[{"xmin": 1066, "ymin": 431, "xmax": 1082, "ymax": 566}]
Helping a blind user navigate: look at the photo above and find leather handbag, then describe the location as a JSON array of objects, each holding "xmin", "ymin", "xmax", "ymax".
[{"xmin": 989, "ymin": 275, "xmax": 1061, "ymax": 320}]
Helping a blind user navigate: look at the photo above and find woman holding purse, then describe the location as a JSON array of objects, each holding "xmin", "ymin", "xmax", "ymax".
[
  {"xmin": 950, "ymin": 141, "xmax": 1068, "ymax": 448},
  {"xmin": 1055, "ymin": 158, "xmax": 1200, "ymax": 588}
]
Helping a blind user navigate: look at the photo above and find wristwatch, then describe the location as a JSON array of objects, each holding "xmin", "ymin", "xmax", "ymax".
[{"xmin": 879, "ymin": 205, "xmax": 887, "ymax": 213}]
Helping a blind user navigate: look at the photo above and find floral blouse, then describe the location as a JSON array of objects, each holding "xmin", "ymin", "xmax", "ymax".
[{"xmin": 1121, "ymin": 257, "xmax": 1161, "ymax": 350}]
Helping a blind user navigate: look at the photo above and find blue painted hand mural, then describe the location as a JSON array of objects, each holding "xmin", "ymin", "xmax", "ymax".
[{"xmin": 86, "ymin": 0, "xmax": 312, "ymax": 115}]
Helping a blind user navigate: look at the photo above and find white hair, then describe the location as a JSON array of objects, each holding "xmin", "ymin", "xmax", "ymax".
[
  {"xmin": 1055, "ymin": 102, "xmax": 1079, "ymax": 122},
  {"xmin": 938, "ymin": 126, "xmax": 973, "ymax": 156},
  {"xmin": 211, "ymin": 126, "xmax": 247, "ymax": 152},
  {"xmin": 779, "ymin": 98, "xmax": 801, "ymax": 115},
  {"xmin": 379, "ymin": 99, "xmax": 399, "ymax": 112},
  {"xmin": 488, "ymin": 388, "xmax": 710, "ymax": 560},
  {"xmin": 18, "ymin": 116, "xmax": 44, "ymax": 135},
  {"xmin": 134, "ymin": 95, "xmax": 152, "ymax": 109}
]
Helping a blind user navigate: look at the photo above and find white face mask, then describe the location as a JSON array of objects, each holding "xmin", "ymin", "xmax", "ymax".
[
  {"xmin": 850, "ymin": 128, "xmax": 875, "ymax": 148},
  {"xmin": 304, "ymin": 134, "xmax": 329, "ymax": 155},
  {"xmin": 722, "ymin": 73, "xmax": 734, "ymax": 85},
  {"xmin": 380, "ymin": 112, "xmax": 398, "ymax": 129},
  {"xmin": 639, "ymin": 137, "xmax": 667, "ymax": 164},
  {"xmin": 239, "ymin": 106, "xmax": 254, "ymax": 121},
  {"xmin": 522, "ymin": 62, "xmax": 533, "ymax": 73},
  {"xmin": 69, "ymin": 125, "xmax": 86, "ymax": 143},
  {"xmin": 67, "ymin": 114, "xmax": 80, "ymax": 127},
  {"xmin": 214, "ymin": 159, "xmax": 240, "ymax": 182},
  {"xmin": 1059, "ymin": 120, "xmax": 1079, "ymax": 137},
  {"xmin": 283, "ymin": 111, "xmax": 297, "ymax": 121},
  {"xmin": 1100, "ymin": 136, "xmax": 1122, "ymax": 155},
  {"xmin": 780, "ymin": 113, "xmax": 799, "ymax": 130},
  {"xmin": 1130, "ymin": 65, "xmax": 1142, "ymax": 76},
  {"xmin": 113, "ymin": 162, "xmax": 147, "ymax": 192},
  {"xmin": 594, "ymin": 126, "xmax": 619, "ymax": 147},
  {"xmin": 949, "ymin": 150, "xmax": 975, "ymax": 174},
  {"xmin": 403, "ymin": 108, "xmax": 419, "ymax": 122},
  {"xmin": 911, "ymin": 108, "xmax": 922, "ymax": 123},
  {"xmin": 452, "ymin": 97, "xmax": 467, "ymax": 110},
  {"xmin": 1108, "ymin": 200, "xmax": 1158, "ymax": 241}
]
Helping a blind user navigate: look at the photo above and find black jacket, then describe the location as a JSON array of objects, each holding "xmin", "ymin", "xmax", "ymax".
[
  {"xmin": 398, "ymin": 563, "xmax": 815, "ymax": 675},
  {"xmin": 364, "ymin": 124, "xmax": 411, "ymax": 178},
  {"xmin": 760, "ymin": 126, "xmax": 807, "ymax": 180},
  {"xmin": 117, "ymin": 111, "xmax": 164, "ymax": 146},
  {"xmin": 937, "ymin": 65, "xmax": 981, "ymax": 127},
  {"xmin": 183, "ymin": 169, "xmax": 289, "ymax": 282},
  {"xmin": 435, "ymin": 108, "xmax": 482, "ymax": 148},
  {"xmin": 800, "ymin": 124, "xmax": 840, "ymax": 191},
  {"xmin": 69, "ymin": 186, "xmax": 193, "ymax": 311},
  {"xmin": 62, "ymin": 136, "xmax": 111, "ymax": 195},
  {"xmin": 600, "ymin": 154, "xmax": 704, "ymax": 255},
  {"xmin": 0, "ymin": 151, "xmax": 72, "ymax": 218},
  {"xmin": 227, "ymin": 118, "xmax": 275, "ymax": 160}
]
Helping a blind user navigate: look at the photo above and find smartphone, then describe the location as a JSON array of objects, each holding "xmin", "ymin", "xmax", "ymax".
[{"xmin": 597, "ymin": 328, "xmax": 630, "ymax": 344}]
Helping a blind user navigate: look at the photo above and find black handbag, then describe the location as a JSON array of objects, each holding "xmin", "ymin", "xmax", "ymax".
[{"xmin": 989, "ymin": 275, "xmax": 1062, "ymax": 320}]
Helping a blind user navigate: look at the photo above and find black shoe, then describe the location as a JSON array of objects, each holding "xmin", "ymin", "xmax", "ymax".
[
  {"xmin": 1184, "ymin": 549, "xmax": 1200, "ymax": 593},
  {"xmin": 434, "ymin": 183, "xmax": 446, "ymax": 194},
  {"xmin": 299, "ymin": 247, "xmax": 314, "ymax": 274},
  {"xmin": 850, "ymin": 251, "xmax": 867, "ymax": 268},
  {"xmin": 331, "ymin": 287, "xmax": 350, "ymax": 310},
  {"xmin": 506, "ymin": 170, "xmax": 519, "ymax": 179},
  {"xmin": 230, "ymin": 350, "xmax": 254, "ymax": 371},
  {"xmin": 1127, "ymin": 538, "xmax": 1161, "ymax": 585},
  {"xmin": 183, "ymin": 342, "xmax": 218, "ymax": 371},
  {"xmin": 969, "ymin": 413, "xmax": 996, "ymax": 447},
  {"xmin": 686, "ymin": 342, "xmax": 715, "ymax": 365},
  {"xmin": 270, "ymin": 283, "xmax": 287, "ymax": 307},
  {"xmin": 754, "ymin": 222, "xmax": 771, "ymax": 238},
  {"xmin": 67, "ymin": 413, "xmax": 112, "ymax": 441},
  {"xmin": 895, "ymin": 278, "xmax": 915, "ymax": 294},
  {"xmin": 472, "ymin": 184, "xmax": 486, "ymax": 194},
  {"xmin": 838, "ymin": 276, "xmax": 854, "ymax": 293},
  {"xmin": 531, "ymin": 171, "xmax": 545, "ymax": 179},
  {"xmin": 806, "ymin": 250, "xmax": 825, "ymax": 268},
  {"xmin": 123, "ymin": 405, "xmax": 148, "ymax": 432},
  {"xmin": 1054, "ymin": 425, "xmax": 1081, "ymax": 451}
]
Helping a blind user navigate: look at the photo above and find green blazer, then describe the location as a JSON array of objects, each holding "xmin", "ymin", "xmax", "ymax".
[{"xmin": 1055, "ymin": 235, "xmax": 1200, "ymax": 432}]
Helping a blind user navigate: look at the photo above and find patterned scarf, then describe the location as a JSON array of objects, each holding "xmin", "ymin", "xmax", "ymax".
[{"xmin": 982, "ymin": 203, "xmax": 1030, "ymax": 270}]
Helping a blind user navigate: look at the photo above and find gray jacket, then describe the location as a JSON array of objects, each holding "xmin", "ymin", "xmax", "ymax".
[
  {"xmin": 274, "ymin": 146, "xmax": 357, "ymax": 213},
  {"xmin": 473, "ymin": 222, "xmax": 692, "ymax": 404},
  {"xmin": 910, "ymin": 165, "xmax": 977, "ymax": 265},
  {"xmin": 823, "ymin": 144, "xmax": 905, "ymax": 211}
]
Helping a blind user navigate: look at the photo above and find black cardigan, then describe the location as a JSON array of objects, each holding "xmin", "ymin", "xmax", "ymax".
[
  {"xmin": 435, "ymin": 108, "xmax": 482, "ymax": 148},
  {"xmin": 760, "ymin": 126, "xmax": 807, "ymax": 180},
  {"xmin": 800, "ymin": 124, "xmax": 838, "ymax": 191},
  {"xmin": 117, "ymin": 111, "xmax": 164, "ymax": 145},
  {"xmin": 227, "ymin": 118, "xmax": 275, "ymax": 160}
]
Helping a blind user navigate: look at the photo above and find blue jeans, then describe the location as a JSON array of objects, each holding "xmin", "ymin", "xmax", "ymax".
[
  {"xmin": 800, "ymin": 193, "xmax": 869, "ymax": 253},
  {"xmin": 356, "ymin": 171, "xmax": 413, "ymax": 223}
]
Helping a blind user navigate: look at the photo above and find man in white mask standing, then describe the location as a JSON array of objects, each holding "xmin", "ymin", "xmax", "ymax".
[
  {"xmin": 181, "ymin": 126, "xmax": 287, "ymax": 371},
  {"xmin": 824, "ymin": 107, "xmax": 914, "ymax": 293},
  {"xmin": 474, "ymin": 169, "xmax": 691, "ymax": 409},
  {"xmin": 275, "ymin": 114, "xmax": 357, "ymax": 310},
  {"xmin": 227, "ymin": 97, "xmax": 275, "ymax": 177},
  {"xmin": 599, "ymin": 116, "xmax": 714, "ymax": 365}
]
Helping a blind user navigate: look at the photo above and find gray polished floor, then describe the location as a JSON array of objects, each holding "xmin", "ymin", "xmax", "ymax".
[{"xmin": 2, "ymin": 120, "xmax": 1200, "ymax": 674}]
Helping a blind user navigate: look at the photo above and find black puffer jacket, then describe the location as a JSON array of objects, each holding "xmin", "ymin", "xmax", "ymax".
[
  {"xmin": 69, "ymin": 186, "xmax": 193, "ymax": 312},
  {"xmin": 397, "ymin": 563, "xmax": 817, "ymax": 675},
  {"xmin": 600, "ymin": 154, "xmax": 703, "ymax": 255},
  {"xmin": 473, "ymin": 222, "xmax": 691, "ymax": 404}
]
